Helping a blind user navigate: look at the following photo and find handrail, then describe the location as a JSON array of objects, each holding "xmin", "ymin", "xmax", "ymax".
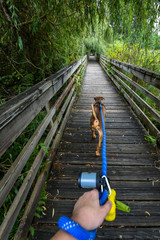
[
  {"xmin": 0, "ymin": 55, "xmax": 87, "ymax": 240},
  {"xmin": 0, "ymin": 56, "xmax": 86, "ymax": 157},
  {"xmin": 100, "ymin": 55, "xmax": 160, "ymax": 139},
  {"xmin": 101, "ymin": 55, "xmax": 160, "ymax": 89}
]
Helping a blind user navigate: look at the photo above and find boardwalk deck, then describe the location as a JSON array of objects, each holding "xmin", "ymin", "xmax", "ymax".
[{"xmin": 33, "ymin": 56, "xmax": 160, "ymax": 239}]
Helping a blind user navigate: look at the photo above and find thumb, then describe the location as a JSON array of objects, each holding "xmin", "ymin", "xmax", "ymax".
[{"xmin": 100, "ymin": 200, "xmax": 112, "ymax": 218}]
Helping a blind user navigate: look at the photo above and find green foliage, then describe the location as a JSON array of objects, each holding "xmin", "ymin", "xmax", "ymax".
[
  {"xmin": 145, "ymin": 135, "xmax": 156, "ymax": 144},
  {"xmin": 39, "ymin": 143, "xmax": 49, "ymax": 155},
  {"xmin": 1, "ymin": 0, "xmax": 159, "ymax": 102},
  {"xmin": 34, "ymin": 183, "xmax": 47, "ymax": 218},
  {"xmin": 29, "ymin": 226, "xmax": 34, "ymax": 238},
  {"xmin": 105, "ymin": 41, "xmax": 160, "ymax": 73}
]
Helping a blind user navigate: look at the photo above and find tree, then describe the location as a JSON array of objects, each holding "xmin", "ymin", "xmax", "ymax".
[{"xmin": 0, "ymin": 0, "xmax": 159, "ymax": 102}]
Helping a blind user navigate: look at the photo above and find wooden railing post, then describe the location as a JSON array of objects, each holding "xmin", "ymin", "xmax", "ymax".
[{"xmin": 45, "ymin": 101, "xmax": 54, "ymax": 128}]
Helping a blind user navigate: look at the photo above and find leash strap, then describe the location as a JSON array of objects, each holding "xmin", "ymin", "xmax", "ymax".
[{"xmin": 99, "ymin": 104, "xmax": 108, "ymax": 205}]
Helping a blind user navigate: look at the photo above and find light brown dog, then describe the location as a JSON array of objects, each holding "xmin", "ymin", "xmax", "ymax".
[{"xmin": 90, "ymin": 96, "xmax": 106, "ymax": 156}]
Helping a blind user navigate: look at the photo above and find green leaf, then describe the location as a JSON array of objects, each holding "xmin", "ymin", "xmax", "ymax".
[
  {"xmin": 38, "ymin": 201, "xmax": 45, "ymax": 205},
  {"xmin": 34, "ymin": 212, "xmax": 41, "ymax": 218},
  {"xmin": 145, "ymin": 135, "xmax": 156, "ymax": 144},
  {"xmin": 29, "ymin": 226, "xmax": 34, "ymax": 237},
  {"xmin": 18, "ymin": 36, "xmax": 23, "ymax": 50},
  {"xmin": 36, "ymin": 206, "xmax": 43, "ymax": 212},
  {"xmin": 39, "ymin": 143, "xmax": 49, "ymax": 154},
  {"xmin": 13, "ymin": 19, "xmax": 18, "ymax": 29}
]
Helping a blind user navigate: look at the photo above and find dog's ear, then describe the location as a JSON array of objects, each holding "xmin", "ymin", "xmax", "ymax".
[
  {"xmin": 100, "ymin": 97, "xmax": 104, "ymax": 101},
  {"xmin": 94, "ymin": 96, "xmax": 104, "ymax": 102},
  {"xmin": 94, "ymin": 96, "xmax": 98, "ymax": 102}
]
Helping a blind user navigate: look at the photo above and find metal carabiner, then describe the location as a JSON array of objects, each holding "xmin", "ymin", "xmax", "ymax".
[{"xmin": 101, "ymin": 175, "xmax": 112, "ymax": 196}]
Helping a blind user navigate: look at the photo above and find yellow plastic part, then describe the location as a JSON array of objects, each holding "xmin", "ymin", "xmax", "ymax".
[{"xmin": 105, "ymin": 189, "xmax": 116, "ymax": 221}]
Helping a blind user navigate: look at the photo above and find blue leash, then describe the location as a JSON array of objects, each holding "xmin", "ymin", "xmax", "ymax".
[{"xmin": 99, "ymin": 104, "xmax": 108, "ymax": 205}]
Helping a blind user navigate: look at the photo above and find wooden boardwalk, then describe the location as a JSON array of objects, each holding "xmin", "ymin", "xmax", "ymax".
[{"xmin": 33, "ymin": 56, "xmax": 160, "ymax": 239}]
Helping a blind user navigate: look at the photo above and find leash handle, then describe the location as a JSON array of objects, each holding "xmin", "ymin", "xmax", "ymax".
[{"xmin": 105, "ymin": 189, "xmax": 116, "ymax": 221}]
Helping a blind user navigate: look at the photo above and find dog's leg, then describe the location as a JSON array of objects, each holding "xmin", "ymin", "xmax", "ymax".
[
  {"xmin": 91, "ymin": 127, "xmax": 96, "ymax": 139},
  {"xmin": 96, "ymin": 129, "xmax": 103, "ymax": 156},
  {"xmin": 91, "ymin": 104, "xmax": 98, "ymax": 121}
]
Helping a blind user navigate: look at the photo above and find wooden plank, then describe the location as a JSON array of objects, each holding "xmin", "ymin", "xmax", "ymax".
[
  {"xmin": 62, "ymin": 135, "xmax": 147, "ymax": 144},
  {"xmin": 70, "ymin": 112, "xmax": 136, "ymax": 118},
  {"xmin": 81, "ymin": 90, "xmax": 119, "ymax": 94},
  {"xmin": 70, "ymin": 109, "xmax": 132, "ymax": 114},
  {"xmin": 96, "ymin": 228, "xmax": 160, "ymax": 240},
  {"xmin": 37, "ymin": 215, "xmax": 160, "ymax": 227},
  {"xmin": 32, "ymin": 226, "xmax": 160, "ymax": 240},
  {"xmin": 73, "ymin": 105, "xmax": 128, "ymax": 110},
  {"xmin": 66, "ymin": 122, "xmax": 144, "ymax": 129},
  {"xmin": 55, "ymin": 152, "xmax": 157, "ymax": 166},
  {"xmin": 45, "ymin": 180, "xmax": 160, "ymax": 200},
  {"xmin": 64, "ymin": 127, "xmax": 147, "ymax": 136},
  {"xmin": 77, "ymin": 101, "xmax": 126, "ymax": 106},
  {"xmin": 57, "ymin": 142, "xmax": 156, "ymax": 154},
  {"xmin": 51, "ymin": 164, "xmax": 160, "ymax": 181},
  {"xmin": 69, "ymin": 117, "xmax": 138, "ymax": 123},
  {"xmin": 75, "ymin": 102, "xmax": 127, "ymax": 106}
]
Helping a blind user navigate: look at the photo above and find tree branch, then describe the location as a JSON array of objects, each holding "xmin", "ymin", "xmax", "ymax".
[
  {"xmin": 23, "ymin": 54, "xmax": 43, "ymax": 71},
  {"xmin": 0, "ymin": 46, "xmax": 23, "ymax": 77},
  {"xmin": 0, "ymin": 0, "xmax": 12, "ymax": 23},
  {"xmin": 18, "ymin": 14, "xmax": 46, "ymax": 27},
  {"xmin": 17, "ymin": 9, "xmax": 78, "ymax": 27},
  {"xmin": 47, "ymin": 11, "xmax": 78, "ymax": 27}
]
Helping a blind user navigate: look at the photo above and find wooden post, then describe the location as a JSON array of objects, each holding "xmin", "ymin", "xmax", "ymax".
[
  {"xmin": 45, "ymin": 101, "xmax": 54, "ymax": 128},
  {"xmin": 131, "ymin": 75, "xmax": 138, "ymax": 100}
]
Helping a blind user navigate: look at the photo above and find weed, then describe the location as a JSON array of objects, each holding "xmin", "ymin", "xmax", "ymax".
[{"xmin": 145, "ymin": 135, "xmax": 156, "ymax": 144}]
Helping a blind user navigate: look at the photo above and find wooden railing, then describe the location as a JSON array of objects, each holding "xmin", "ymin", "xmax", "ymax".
[
  {"xmin": 100, "ymin": 55, "xmax": 160, "ymax": 140},
  {"xmin": 0, "ymin": 55, "xmax": 87, "ymax": 240}
]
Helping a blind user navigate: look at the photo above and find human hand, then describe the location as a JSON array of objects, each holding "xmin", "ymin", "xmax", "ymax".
[{"xmin": 71, "ymin": 189, "xmax": 112, "ymax": 231}]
